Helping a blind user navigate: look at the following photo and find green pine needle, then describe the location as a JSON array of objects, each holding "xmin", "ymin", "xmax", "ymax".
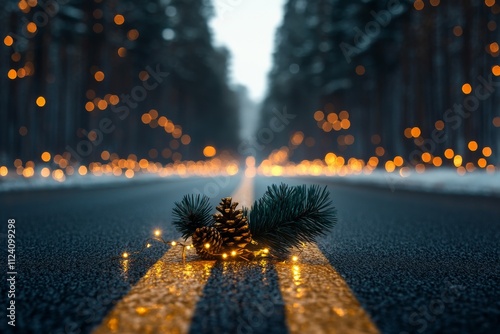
[
  {"xmin": 248, "ymin": 184, "xmax": 337, "ymax": 257},
  {"xmin": 172, "ymin": 194, "xmax": 213, "ymax": 239}
]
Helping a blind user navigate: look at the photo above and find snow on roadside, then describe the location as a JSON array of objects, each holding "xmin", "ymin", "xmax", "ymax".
[
  {"xmin": 1, "ymin": 167, "xmax": 499, "ymax": 197},
  {"xmin": 0, "ymin": 172, "xmax": 172, "ymax": 193},
  {"xmin": 325, "ymin": 168, "xmax": 500, "ymax": 197}
]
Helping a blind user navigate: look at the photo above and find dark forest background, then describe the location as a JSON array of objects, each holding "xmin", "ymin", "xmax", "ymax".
[
  {"xmin": 261, "ymin": 0, "xmax": 500, "ymax": 168},
  {"xmin": 1, "ymin": 0, "xmax": 240, "ymax": 164},
  {"xmin": 1, "ymin": 0, "xmax": 499, "ymax": 171}
]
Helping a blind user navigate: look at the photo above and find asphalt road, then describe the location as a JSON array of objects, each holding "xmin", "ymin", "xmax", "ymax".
[{"xmin": 1, "ymin": 176, "xmax": 499, "ymax": 333}]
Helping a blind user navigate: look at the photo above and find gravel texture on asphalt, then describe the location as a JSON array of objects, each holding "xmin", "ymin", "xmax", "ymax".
[
  {"xmin": 256, "ymin": 177, "xmax": 500, "ymax": 334},
  {"xmin": 0, "ymin": 177, "xmax": 241, "ymax": 334},
  {"xmin": 1, "ymin": 176, "xmax": 499, "ymax": 334}
]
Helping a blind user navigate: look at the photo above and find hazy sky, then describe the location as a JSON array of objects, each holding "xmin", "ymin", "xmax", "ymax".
[{"xmin": 210, "ymin": 0, "xmax": 287, "ymax": 102}]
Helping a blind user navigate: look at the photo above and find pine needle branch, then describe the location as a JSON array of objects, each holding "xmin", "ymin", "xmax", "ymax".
[
  {"xmin": 248, "ymin": 184, "xmax": 337, "ymax": 257},
  {"xmin": 172, "ymin": 194, "xmax": 213, "ymax": 239}
]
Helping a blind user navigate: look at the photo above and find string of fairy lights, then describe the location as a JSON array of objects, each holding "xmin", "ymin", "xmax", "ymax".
[{"xmin": 120, "ymin": 229, "xmax": 299, "ymax": 262}]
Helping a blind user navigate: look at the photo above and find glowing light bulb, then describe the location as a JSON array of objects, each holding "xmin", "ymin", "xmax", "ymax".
[
  {"xmin": 231, "ymin": 251, "xmax": 237, "ymax": 257},
  {"xmin": 171, "ymin": 241, "xmax": 177, "ymax": 246},
  {"xmin": 292, "ymin": 256, "xmax": 298, "ymax": 262},
  {"xmin": 146, "ymin": 243, "xmax": 151, "ymax": 248},
  {"xmin": 263, "ymin": 248, "xmax": 269, "ymax": 254},
  {"xmin": 186, "ymin": 245, "xmax": 191, "ymax": 250},
  {"xmin": 204, "ymin": 243, "xmax": 210, "ymax": 249},
  {"xmin": 222, "ymin": 253, "xmax": 228, "ymax": 259},
  {"xmin": 122, "ymin": 252, "xmax": 129, "ymax": 259},
  {"xmin": 154, "ymin": 230, "xmax": 161, "ymax": 237}
]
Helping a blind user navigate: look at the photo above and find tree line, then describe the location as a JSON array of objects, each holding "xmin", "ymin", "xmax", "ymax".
[
  {"xmin": 0, "ymin": 0, "xmax": 241, "ymax": 165},
  {"xmin": 260, "ymin": 0, "xmax": 499, "ymax": 168}
]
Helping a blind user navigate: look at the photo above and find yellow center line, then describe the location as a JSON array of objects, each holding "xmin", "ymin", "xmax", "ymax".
[
  {"xmin": 93, "ymin": 249, "xmax": 214, "ymax": 334},
  {"xmin": 93, "ymin": 177, "xmax": 254, "ymax": 334},
  {"xmin": 229, "ymin": 174, "xmax": 254, "ymax": 207},
  {"xmin": 275, "ymin": 244, "xmax": 379, "ymax": 333},
  {"xmin": 94, "ymin": 176, "xmax": 378, "ymax": 333}
]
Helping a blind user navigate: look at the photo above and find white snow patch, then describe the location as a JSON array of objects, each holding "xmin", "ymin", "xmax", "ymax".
[
  {"xmin": 0, "ymin": 172, "xmax": 175, "ymax": 193},
  {"xmin": 323, "ymin": 168, "xmax": 500, "ymax": 197},
  {"xmin": 1, "ymin": 168, "xmax": 499, "ymax": 197}
]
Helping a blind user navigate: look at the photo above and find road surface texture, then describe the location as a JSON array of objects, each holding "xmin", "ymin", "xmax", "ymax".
[{"xmin": 0, "ymin": 175, "xmax": 499, "ymax": 333}]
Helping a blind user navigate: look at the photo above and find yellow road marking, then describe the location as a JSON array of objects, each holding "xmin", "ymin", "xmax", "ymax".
[
  {"xmin": 93, "ymin": 177, "xmax": 253, "ymax": 334},
  {"xmin": 94, "ymin": 176, "xmax": 378, "ymax": 333},
  {"xmin": 276, "ymin": 244, "xmax": 379, "ymax": 333},
  {"xmin": 229, "ymin": 175, "xmax": 254, "ymax": 207},
  {"xmin": 93, "ymin": 249, "xmax": 214, "ymax": 334}
]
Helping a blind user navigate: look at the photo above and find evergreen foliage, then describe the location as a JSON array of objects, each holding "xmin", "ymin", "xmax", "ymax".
[
  {"xmin": 172, "ymin": 184, "xmax": 337, "ymax": 258},
  {"xmin": 172, "ymin": 194, "xmax": 213, "ymax": 239},
  {"xmin": 248, "ymin": 184, "xmax": 336, "ymax": 256}
]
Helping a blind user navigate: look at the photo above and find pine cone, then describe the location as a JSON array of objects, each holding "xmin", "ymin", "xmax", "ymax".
[
  {"xmin": 191, "ymin": 226, "xmax": 223, "ymax": 259},
  {"xmin": 213, "ymin": 197, "xmax": 253, "ymax": 252}
]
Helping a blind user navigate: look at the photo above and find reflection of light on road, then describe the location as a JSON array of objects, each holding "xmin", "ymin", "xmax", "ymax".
[
  {"xmin": 135, "ymin": 307, "xmax": 148, "ymax": 315},
  {"xmin": 292, "ymin": 265, "xmax": 301, "ymax": 286},
  {"xmin": 221, "ymin": 261, "xmax": 229, "ymax": 275},
  {"xmin": 121, "ymin": 259, "xmax": 129, "ymax": 280},
  {"xmin": 95, "ymin": 246, "xmax": 217, "ymax": 334},
  {"xmin": 106, "ymin": 318, "xmax": 118, "ymax": 331},
  {"xmin": 104, "ymin": 176, "xmax": 250, "ymax": 332},
  {"xmin": 183, "ymin": 264, "xmax": 194, "ymax": 278},
  {"xmin": 154, "ymin": 262, "xmax": 162, "ymax": 278},
  {"xmin": 275, "ymin": 244, "xmax": 379, "ymax": 333},
  {"xmin": 104, "ymin": 173, "xmax": 256, "ymax": 332},
  {"xmin": 204, "ymin": 263, "xmax": 212, "ymax": 277},
  {"xmin": 333, "ymin": 307, "xmax": 346, "ymax": 317},
  {"xmin": 94, "ymin": 175, "xmax": 377, "ymax": 333}
]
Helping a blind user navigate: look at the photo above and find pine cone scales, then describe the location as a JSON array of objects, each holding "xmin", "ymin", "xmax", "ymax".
[
  {"xmin": 213, "ymin": 197, "xmax": 253, "ymax": 250},
  {"xmin": 191, "ymin": 226, "xmax": 223, "ymax": 259}
]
